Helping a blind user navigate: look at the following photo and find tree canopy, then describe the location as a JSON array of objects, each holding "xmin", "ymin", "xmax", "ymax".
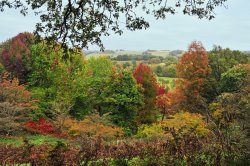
[{"xmin": 0, "ymin": 0, "xmax": 227, "ymax": 50}]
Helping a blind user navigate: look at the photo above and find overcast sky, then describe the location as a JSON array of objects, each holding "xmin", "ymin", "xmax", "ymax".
[{"xmin": 0, "ymin": 0, "xmax": 249, "ymax": 51}]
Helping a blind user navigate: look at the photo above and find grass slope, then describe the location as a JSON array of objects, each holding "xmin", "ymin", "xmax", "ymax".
[{"xmin": 0, "ymin": 135, "xmax": 65, "ymax": 146}]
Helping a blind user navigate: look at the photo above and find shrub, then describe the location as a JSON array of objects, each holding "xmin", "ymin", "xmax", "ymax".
[
  {"xmin": 136, "ymin": 123, "xmax": 170, "ymax": 140},
  {"xmin": 137, "ymin": 112, "xmax": 210, "ymax": 140},
  {"xmin": 25, "ymin": 118, "xmax": 66, "ymax": 138},
  {"xmin": 0, "ymin": 77, "xmax": 36, "ymax": 136},
  {"xmin": 161, "ymin": 112, "xmax": 210, "ymax": 137},
  {"xmin": 58, "ymin": 114, "xmax": 124, "ymax": 141}
]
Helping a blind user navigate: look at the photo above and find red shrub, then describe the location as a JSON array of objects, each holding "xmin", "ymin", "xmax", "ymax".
[{"xmin": 25, "ymin": 118, "xmax": 66, "ymax": 138}]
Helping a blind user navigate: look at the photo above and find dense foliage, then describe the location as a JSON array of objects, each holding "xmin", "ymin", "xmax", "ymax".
[
  {"xmin": 175, "ymin": 41, "xmax": 211, "ymax": 113},
  {"xmin": 133, "ymin": 63, "xmax": 159, "ymax": 124},
  {"xmin": 0, "ymin": 32, "xmax": 34, "ymax": 83},
  {"xmin": 0, "ymin": 76, "xmax": 36, "ymax": 136},
  {"xmin": 0, "ymin": 36, "xmax": 249, "ymax": 165}
]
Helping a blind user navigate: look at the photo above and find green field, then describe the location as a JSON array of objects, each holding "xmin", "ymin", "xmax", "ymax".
[
  {"xmin": 0, "ymin": 135, "xmax": 66, "ymax": 146},
  {"xmin": 150, "ymin": 50, "xmax": 170, "ymax": 57}
]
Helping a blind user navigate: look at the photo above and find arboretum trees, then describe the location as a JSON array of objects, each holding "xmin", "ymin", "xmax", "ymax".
[
  {"xmin": 0, "ymin": 34, "xmax": 249, "ymax": 164},
  {"xmin": 219, "ymin": 64, "xmax": 250, "ymax": 93},
  {"xmin": 0, "ymin": 33, "xmax": 147, "ymax": 134},
  {"xmin": 1, "ymin": 36, "xmax": 248, "ymax": 130},
  {"xmin": 0, "ymin": 0, "xmax": 228, "ymax": 49}
]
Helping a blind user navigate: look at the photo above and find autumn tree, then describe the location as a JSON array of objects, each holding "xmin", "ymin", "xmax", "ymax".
[
  {"xmin": 0, "ymin": 0, "xmax": 228, "ymax": 50},
  {"xmin": 133, "ymin": 63, "xmax": 158, "ymax": 124},
  {"xmin": 156, "ymin": 91, "xmax": 175, "ymax": 121},
  {"xmin": 175, "ymin": 41, "xmax": 210, "ymax": 113},
  {"xmin": 0, "ymin": 33, "xmax": 34, "ymax": 83}
]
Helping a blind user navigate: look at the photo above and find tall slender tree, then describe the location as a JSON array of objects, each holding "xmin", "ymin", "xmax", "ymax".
[{"xmin": 133, "ymin": 63, "xmax": 158, "ymax": 124}]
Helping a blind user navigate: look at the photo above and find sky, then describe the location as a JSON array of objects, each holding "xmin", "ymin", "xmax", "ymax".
[{"xmin": 0, "ymin": 0, "xmax": 249, "ymax": 51}]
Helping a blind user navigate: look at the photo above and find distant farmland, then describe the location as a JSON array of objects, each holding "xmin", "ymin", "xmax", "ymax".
[{"xmin": 85, "ymin": 50, "xmax": 183, "ymax": 59}]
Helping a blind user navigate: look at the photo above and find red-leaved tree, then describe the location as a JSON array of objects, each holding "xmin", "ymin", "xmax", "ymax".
[
  {"xmin": 133, "ymin": 63, "xmax": 159, "ymax": 124},
  {"xmin": 0, "ymin": 32, "xmax": 34, "ymax": 83}
]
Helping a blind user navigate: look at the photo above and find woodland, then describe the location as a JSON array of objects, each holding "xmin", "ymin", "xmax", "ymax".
[
  {"xmin": 0, "ymin": 0, "xmax": 250, "ymax": 165},
  {"xmin": 0, "ymin": 33, "xmax": 249, "ymax": 165}
]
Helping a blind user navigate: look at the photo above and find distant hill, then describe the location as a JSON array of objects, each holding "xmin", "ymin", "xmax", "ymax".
[
  {"xmin": 169, "ymin": 50, "xmax": 184, "ymax": 57},
  {"xmin": 84, "ymin": 50, "xmax": 184, "ymax": 59}
]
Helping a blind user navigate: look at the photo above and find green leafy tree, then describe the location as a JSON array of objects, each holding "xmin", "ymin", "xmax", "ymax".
[
  {"xmin": 77, "ymin": 56, "xmax": 114, "ymax": 117},
  {"xmin": 209, "ymin": 46, "xmax": 249, "ymax": 82},
  {"xmin": 27, "ymin": 42, "xmax": 87, "ymax": 118},
  {"xmin": 219, "ymin": 64, "xmax": 249, "ymax": 93},
  {"xmin": 107, "ymin": 70, "xmax": 144, "ymax": 134},
  {"xmin": 0, "ymin": 38, "xmax": 11, "ymax": 54},
  {"xmin": 155, "ymin": 66, "xmax": 163, "ymax": 76},
  {"xmin": 162, "ymin": 64, "xmax": 177, "ymax": 77},
  {"xmin": 208, "ymin": 66, "xmax": 250, "ymax": 164},
  {"xmin": 122, "ymin": 62, "xmax": 131, "ymax": 69},
  {"xmin": 70, "ymin": 57, "xmax": 143, "ymax": 134},
  {"xmin": 87, "ymin": 56, "xmax": 113, "ymax": 77},
  {"xmin": 0, "ymin": 63, "xmax": 5, "ymax": 76},
  {"xmin": 206, "ymin": 46, "xmax": 249, "ymax": 101}
]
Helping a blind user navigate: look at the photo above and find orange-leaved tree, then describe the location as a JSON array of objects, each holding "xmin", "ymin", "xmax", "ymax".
[
  {"xmin": 156, "ymin": 91, "xmax": 175, "ymax": 121},
  {"xmin": 175, "ymin": 41, "xmax": 211, "ymax": 113}
]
